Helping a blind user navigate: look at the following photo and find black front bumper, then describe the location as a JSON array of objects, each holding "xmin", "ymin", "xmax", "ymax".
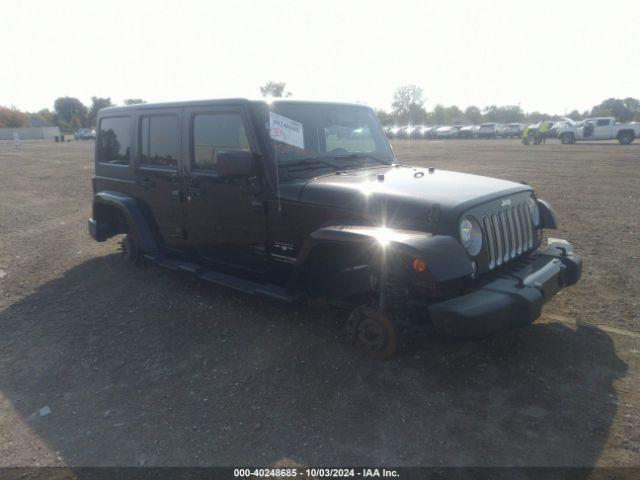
[{"xmin": 428, "ymin": 241, "xmax": 582, "ymax": 338}]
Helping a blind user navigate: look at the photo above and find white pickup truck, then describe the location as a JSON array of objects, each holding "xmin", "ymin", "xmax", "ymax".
[{"xmin": 556, "ymin": 117, "xmax": 640, "ymax": 144}]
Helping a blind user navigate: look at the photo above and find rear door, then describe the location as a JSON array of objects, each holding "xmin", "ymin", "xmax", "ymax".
[
  {"xmin": 594, "ymin": 118, "xmax": 612, "ymax": 138},
  {"xmin": 182, "ymin": 105, "xmax": 267, "ymax": 275},
  {"xmin": 135, "ymin": 109, "xmax": 185, "ymax": 252}
]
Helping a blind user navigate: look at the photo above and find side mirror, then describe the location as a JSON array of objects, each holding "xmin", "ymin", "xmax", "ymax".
[{"xmin": 217, "ymin": 151, "xmax": 256, "ymax": 178}]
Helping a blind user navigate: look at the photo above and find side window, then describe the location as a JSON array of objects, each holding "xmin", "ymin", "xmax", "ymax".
[
  {"xmin": 192, "ymin": 113, "xmax": 249, "ymax": 171},
  {"xmin": 140, "ymin": 115, "xmax": 179, "ymax": 168},
  {"xmin": 98, "ymin": 117, "xmax": 130, "ymax": 165},
  {"xmin": 596, "ymin": 119, "xmax": 610, "ymax": 126}
]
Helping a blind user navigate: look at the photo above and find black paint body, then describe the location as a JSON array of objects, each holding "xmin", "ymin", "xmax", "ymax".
[{"xmin": 89, "ymin": 98, "xmax": 581, "ymax": 337}]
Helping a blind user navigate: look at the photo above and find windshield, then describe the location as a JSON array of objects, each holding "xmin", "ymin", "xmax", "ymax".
[{"xmin": 256, "ymin": 103, "xmax": 394, "ymax": 167}]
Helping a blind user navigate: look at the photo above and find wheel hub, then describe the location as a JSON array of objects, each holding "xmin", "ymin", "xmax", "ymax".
[{"xmin": 347, "ymin": 305, "xmax": 398, "ymax": 360}]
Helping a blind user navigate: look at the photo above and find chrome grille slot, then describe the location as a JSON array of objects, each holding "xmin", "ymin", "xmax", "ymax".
[
  {"xmin": 513, "ymin": 206, "xmax": 523, "ymax": 254},
  {"xmin": 499, "ymin": 211, "xmax": 510, "ymax": 263},
  {"xmin": 523, "ymin": 204, "xmax": 533, "ymax": 249},
  {"xmin": 491, "ymin": 214, "xmax": 503, "ymax": 266},
  {"xmin": 483, "ymin": 216, "xmax": 496, "ymax": 269},
  {"xmin": 481, "ymin": 199, "xmax": 536, "ymax": 270},
  {"xmin": 507, "ymin": 208, "xmax": 517, "ymax": 258},
  {"xmin": 518, "ymin": 204, "xmax": 530, "ymax": 250}
]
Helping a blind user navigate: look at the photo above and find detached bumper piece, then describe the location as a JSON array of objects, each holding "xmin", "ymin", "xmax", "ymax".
[
  {"xmin": 429, "ymin": 241, "xmax": 582, "ymax": 338},
  {"xmin": 88, "ymin": 218, "xmax": 99, "ymax": 240}
]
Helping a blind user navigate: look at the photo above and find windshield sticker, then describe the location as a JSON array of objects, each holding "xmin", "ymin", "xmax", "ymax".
[{"xmin": 269, "ymin": 112, "xmax": 304, "ymax": 149}]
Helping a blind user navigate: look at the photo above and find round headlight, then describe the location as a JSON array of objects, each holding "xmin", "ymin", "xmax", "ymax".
[
  {"xmin": 528, "ymin": 197, "xmax": 540, "ymax": 227},
  {"xmin": 459, "ymin": 216, "xmax": 483, "ymax": 256}
]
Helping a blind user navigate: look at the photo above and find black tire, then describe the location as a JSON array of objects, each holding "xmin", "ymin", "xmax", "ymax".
[
  {"xmin": 347, "ymin": 305, "xmax": 398, "ymax": 360},
  {"xmin": 618, "ymin": 132, "xmax": 634, "ymax": 145},
  {"xmin": 560, "ymin": 133, "xmax": 575, "ymax": 145},
  {"xmin": 120, "ymin": 234, "xmax": 141, "ymax": 264}
]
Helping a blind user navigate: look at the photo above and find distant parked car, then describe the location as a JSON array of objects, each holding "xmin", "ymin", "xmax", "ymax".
[
  {"xmin": 74, "ymin": 128, "xmax": 96, "ymax": 140},
  {"xmin": 501, "ymin": 123, "xmax": 523, "ymax": 138},
  {"xmin": 396, "ymin": 125, "xmax": 423, "ymax": 139},
  {"xmin": 407, "ymin": 125, "xmax": 426, "ymax": 139},
  {"xmin": 394, "ymin": 126, "xmax": 409, "ymax": 139},
  {"xmin": 477, "ymin": 123, "xmax": 499, "ymax": 139},
  {"xmin": 458, "ymin": 125, "xmax": 477, "ymax": 139},
  {"xmin": 385, "ymin": 126, "xmax": 402, "ymax": 139},
  {"xmin": 434, "ymin": 126, "xmax": 461, "ymax": 139},
  {"xmin": 418, "ymin": 126, "xmax": 434, "ymax": 139},
  {"xmin": 549, "ymin": 119, "xmax": 573, "ymax": 139},
  {"xmin": 426, "ymin": 125, "xmax": 443, "ymax": 139},
  {"xmin": 415, "ymin": 125, "xmax": 430, "ymax": 138}
]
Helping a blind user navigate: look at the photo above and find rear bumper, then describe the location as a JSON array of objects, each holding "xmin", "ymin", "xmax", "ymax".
[{"xmin": 428, "ymin": 241, "xmax": 582, "ymax": 338}]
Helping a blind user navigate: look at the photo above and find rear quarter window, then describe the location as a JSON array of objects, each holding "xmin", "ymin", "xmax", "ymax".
[{"xmin": 97, "ymin": 116, "xmax": 131, "ymax": 165}]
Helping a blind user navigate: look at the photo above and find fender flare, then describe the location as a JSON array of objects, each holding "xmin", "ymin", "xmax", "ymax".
[
  {"xmin": 537, "ymin": 198, "xmax": 557, "ymax": 229},
  {"xmin": 92, "ymin": 191, "xmax": 159, "ymax": 253},
  {"xmin": 289, "ymin": 226, "xmax": 473, "ymax": 289}
]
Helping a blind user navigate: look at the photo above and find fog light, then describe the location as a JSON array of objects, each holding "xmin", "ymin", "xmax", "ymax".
[{"xmin": 412, "ymin": 258, "xmax": 427, "ymax": 273}]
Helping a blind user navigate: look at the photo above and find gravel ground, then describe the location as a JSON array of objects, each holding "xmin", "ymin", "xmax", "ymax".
[{"xmin": 0, "ymin": 139, "xmax": 638, "ymax": 467}]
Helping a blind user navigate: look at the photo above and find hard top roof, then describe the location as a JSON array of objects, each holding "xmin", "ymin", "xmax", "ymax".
[{"xmin": 99, "ymin": 98, "xmax": 371, "ymax": 114}]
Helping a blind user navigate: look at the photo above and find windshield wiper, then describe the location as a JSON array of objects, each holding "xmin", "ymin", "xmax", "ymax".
[
  {"xmin": 281, "ymin": 157, "xmax": 342, "ymax": 170},
  {"xmin": 280, "ymin": 154, "xmax": 391, "ymax": 174},
  {"xmin": 332, "ymin": 153, "xmax": 391, "ymax": 165}
]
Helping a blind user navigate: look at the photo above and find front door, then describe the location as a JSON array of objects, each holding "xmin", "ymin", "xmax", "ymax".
[
  {"xmin": 135, "ymin": 109, "xmax": 185, "ymax": 252},
  {"xmin": 183, "ymin": 106, "xmax": 267, "ymax": 276},
  {"xmin": 583, "ymin": 121, "xmax": 594, "ymax": 138}
]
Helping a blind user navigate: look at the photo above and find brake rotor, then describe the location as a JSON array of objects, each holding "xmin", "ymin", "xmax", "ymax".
[{"xmin": 347, "ymin": 305, "xmax": 398, "ymax": 360}]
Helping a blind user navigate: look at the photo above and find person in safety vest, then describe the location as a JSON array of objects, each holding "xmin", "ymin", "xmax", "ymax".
[{"xmin": 538, "ymin": 121, "xmax": 550, "ymax": 144}]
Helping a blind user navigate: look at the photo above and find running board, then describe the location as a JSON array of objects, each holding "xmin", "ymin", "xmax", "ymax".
[{"xmin": 143, "ymin": 254, "xmax": 303, "ymax": 304}]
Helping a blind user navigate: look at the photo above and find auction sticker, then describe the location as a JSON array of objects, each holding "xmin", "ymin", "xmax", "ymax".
[{"xmin": 269, "ymin": 112, "xmax": 304, "ymax": 149}]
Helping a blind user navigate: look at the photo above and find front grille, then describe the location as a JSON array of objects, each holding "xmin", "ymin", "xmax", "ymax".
[{"xmin": 482, "ymin": 202, "xmax": 535, "ymax": 269}]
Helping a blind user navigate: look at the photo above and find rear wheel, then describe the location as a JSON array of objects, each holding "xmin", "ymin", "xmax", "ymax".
[
  {"xmin": 618, "ymin": 132, "xmax": 634, "ymax": 145},
  {"xmin": 347, "ymin": 305, "xmax": 398, "ymax": 360}
]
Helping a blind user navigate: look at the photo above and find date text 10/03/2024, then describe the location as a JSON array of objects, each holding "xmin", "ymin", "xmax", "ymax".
[{"xmin": 233, "ymin": 468, "xmax": 400, "ymax": 477}]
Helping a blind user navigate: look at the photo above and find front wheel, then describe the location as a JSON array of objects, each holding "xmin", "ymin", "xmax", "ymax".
[
  {"xmin": 346, "ymin": 305, "xmax": 398, "ymax": 360},
  {"xmin": 560, "ymin": 133, "xmax": 575, "ymax": 144}
]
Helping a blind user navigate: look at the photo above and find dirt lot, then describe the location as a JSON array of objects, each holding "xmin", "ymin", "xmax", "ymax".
[{"xmin": 0, "ymin": 138, "xmax": 639, "ymax": 467}]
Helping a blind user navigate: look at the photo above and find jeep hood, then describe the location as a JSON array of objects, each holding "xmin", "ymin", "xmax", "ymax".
[{"xmin": 280, "ymin": 165, "xmax": 531, "ymax": 229}]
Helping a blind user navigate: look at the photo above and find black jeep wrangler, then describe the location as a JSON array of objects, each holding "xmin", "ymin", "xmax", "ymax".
[{"xmin": 89, "ymin": 99, "xmax": 582, "ymax": 358}]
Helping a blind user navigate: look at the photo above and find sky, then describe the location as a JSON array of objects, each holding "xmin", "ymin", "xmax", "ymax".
[{"xmin": 2, "ymin": 0, "xmax": 639, "ymax": 115}]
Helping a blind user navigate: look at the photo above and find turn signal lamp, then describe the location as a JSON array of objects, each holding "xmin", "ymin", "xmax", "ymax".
[{"xmin": 412, "ymin": 258, "xmax": 427, "ymax": 273}]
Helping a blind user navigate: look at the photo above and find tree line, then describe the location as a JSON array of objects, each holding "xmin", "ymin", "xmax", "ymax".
[
  {"xmin": 1, "ymin": 83, "xmax": 639, "ymax": 130},
  {"xmin": 378, "ymin": 85, "xmax": 640, "ymax": 125},
  {"xmin": 0, "ymin": 97, "xmax": 146, "ymax": 131}
]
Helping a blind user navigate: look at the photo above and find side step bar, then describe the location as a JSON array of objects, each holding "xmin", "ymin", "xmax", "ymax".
[{"xmin": 144, "ymin": 254, "xmax": 303, "ymax": 304}]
